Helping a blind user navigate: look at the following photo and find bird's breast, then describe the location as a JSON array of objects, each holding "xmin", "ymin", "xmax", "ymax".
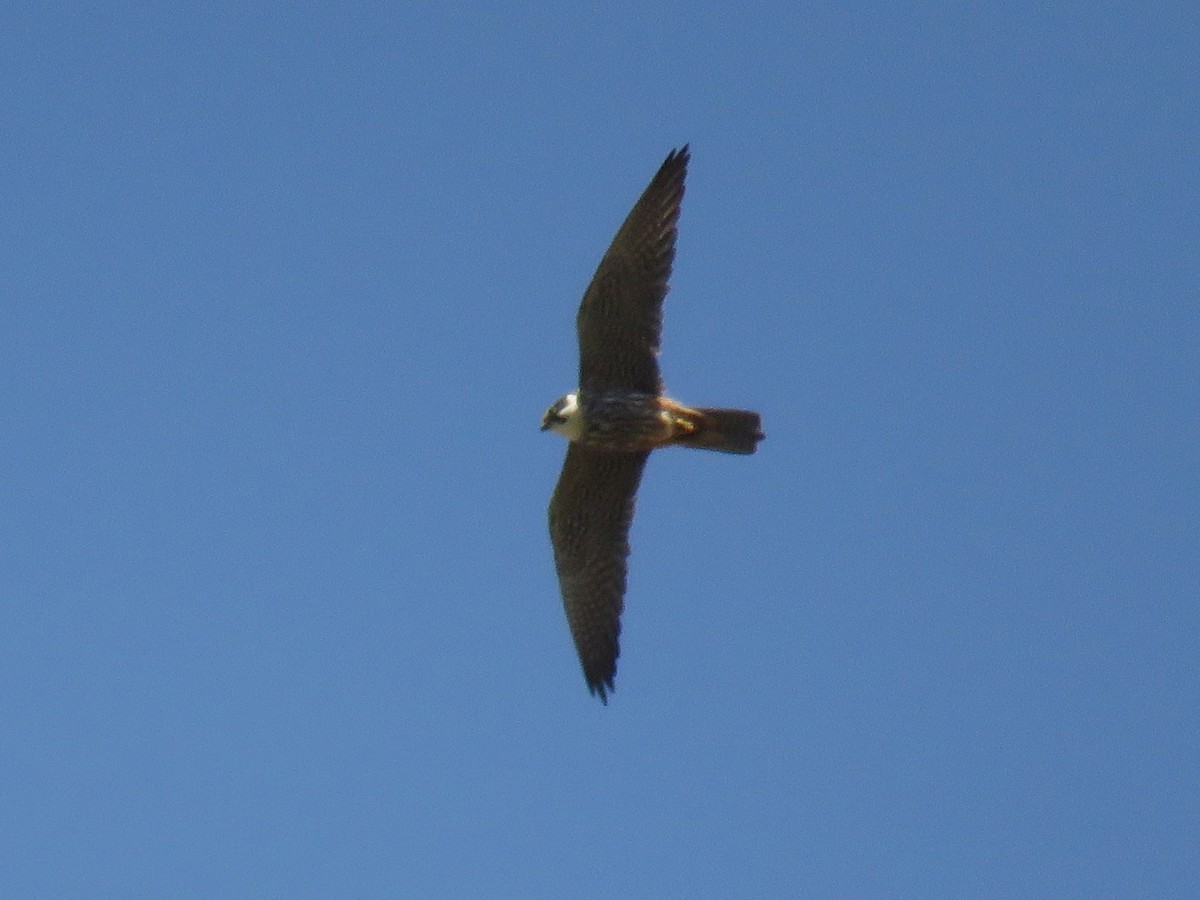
[{"xmin": 577, "ymin": 392, "xmax": 674, "ymax": 452}]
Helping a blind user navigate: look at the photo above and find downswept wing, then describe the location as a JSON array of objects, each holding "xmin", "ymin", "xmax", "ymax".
[
  {"xmin": 576, "ymin": 146, "xmax": 689, "ymax": 396},
  {"xmin": 548, "ymin": 443, "xmax": 650, "ymax": 702}
]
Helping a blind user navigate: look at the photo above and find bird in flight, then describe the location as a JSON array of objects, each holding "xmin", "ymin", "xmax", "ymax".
[{"xmin": 541, "ymin": 146, "xmax": 763, "ymax": 702}]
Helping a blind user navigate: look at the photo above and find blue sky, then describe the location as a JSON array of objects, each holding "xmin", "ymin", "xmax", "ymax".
[{"xmin": 3, "ymin": 3, "xmax": 1197, "ymax": 896}]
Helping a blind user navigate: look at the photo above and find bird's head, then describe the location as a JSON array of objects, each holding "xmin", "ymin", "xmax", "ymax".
[{"xmin": 541, "ymin": 393, "xmax": 583, "ymax": 440}]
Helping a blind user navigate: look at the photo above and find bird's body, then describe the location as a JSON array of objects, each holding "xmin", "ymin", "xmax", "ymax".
[
  {"xmin": 542, "ymin": 146, "xmax": 763, "ymax": 702},
  {"xmin": 545, "ymin": 390, "xmax": 761, "ymax": 455}
]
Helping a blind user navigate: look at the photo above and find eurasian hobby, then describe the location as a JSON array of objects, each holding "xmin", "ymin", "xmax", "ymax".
[{"xmin": 541, "ymin": 146, "xmax": 764, "ymax": 702}]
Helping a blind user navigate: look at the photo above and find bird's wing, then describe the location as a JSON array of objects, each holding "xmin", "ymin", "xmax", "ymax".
[
  {"xmin": 576, "ymin": 146, "xmax": 688, "ymax": 396},
  {"xmin": 548, "ymin": 444, "xmax": 650, "ymax": 702}
]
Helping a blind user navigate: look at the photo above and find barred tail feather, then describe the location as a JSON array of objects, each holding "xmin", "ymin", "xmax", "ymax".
[{"xmin": 678, "ymin": 407, "xmax": 764, "ymax": 454}]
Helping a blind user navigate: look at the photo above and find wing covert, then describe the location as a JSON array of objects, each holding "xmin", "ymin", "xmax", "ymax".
[
  {"xmin": 547, "ymin": 444, "xmax": 650, "ymax": 702},
  {"xmin": 575, "ymin": 146, "xmax": 688, "ymax": 395}
]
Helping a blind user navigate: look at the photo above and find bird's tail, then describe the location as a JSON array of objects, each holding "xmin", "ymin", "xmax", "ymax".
[{"xmin": 675, "ymin": 407, "xmax": 764, "ymax": 455}]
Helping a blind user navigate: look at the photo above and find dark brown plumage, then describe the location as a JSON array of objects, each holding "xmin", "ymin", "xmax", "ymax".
[
  {"xmin": 575, "ymin": 146, "xmax": 687, "ymax": 396},
  {"xmin": 548, "ymin": 446, "xmax": 648, "ymax": 701},
  {"xmin": 543, "ymin": 146, "xmax": 762, "ymax": 702}
]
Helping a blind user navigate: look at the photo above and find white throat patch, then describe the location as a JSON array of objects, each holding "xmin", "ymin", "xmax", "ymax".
[{"xmin": 549, "ymin": 393, "xmax": 585, "ymax": 441}]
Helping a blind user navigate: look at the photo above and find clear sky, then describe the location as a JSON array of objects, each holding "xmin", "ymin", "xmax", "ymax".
[{"xmin": 3, "ymin": 3, "xmax": 1197, "ymax": 896}]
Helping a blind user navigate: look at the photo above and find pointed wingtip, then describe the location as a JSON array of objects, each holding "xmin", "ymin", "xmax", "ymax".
[{"xmin": 587, "ymin": 677, "xmax": 615, "ymax": 705}]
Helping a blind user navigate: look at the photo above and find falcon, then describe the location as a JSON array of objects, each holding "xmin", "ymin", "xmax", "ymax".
[{"xmin": 541, "ymin": 146, "xmax": 763, "ymax": 702}]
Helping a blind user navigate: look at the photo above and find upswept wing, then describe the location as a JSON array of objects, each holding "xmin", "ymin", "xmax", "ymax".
[
  {"xmin": 576, "ymin": 146, "xmax": 688, "ymax": 396},
  {"xmin": 548, "ymin": 444, "xmax": 650, "ymax": 702}
]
